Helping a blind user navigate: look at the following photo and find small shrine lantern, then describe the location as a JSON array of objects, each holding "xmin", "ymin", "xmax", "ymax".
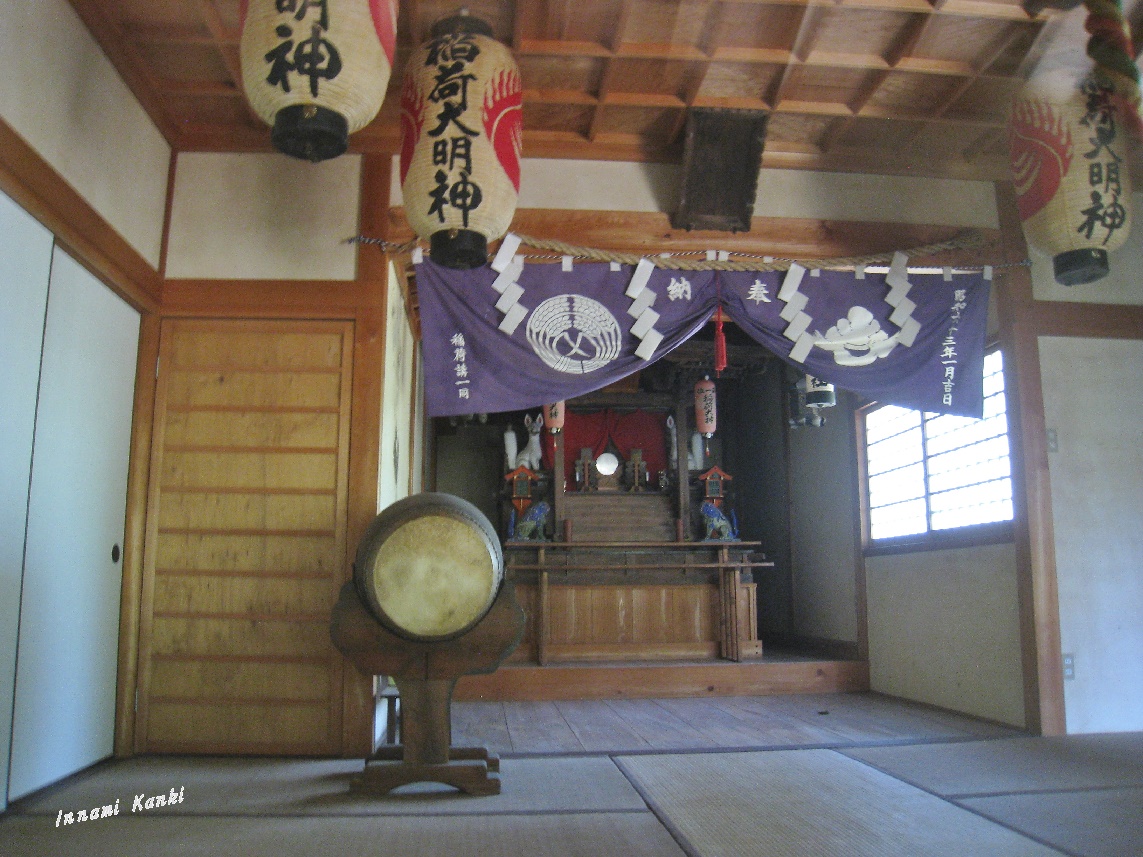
[
  {"xmin": 239, "ymin": 0, "xmax": 397, "ymax": 162},
  {"xmin": 698, "ymin": 466, "xmax": 733, "ymax": 509},
  {"xmin": 1009, "ymin": 69, "xmax": 1133, "ymax": 285},
  {"xmin": 504, "ymin": 464, "xmax": 536, "ymax": 519},
  {"xmin": 400, "ymin": 13, "xmax": 522, "ymax": 269}
]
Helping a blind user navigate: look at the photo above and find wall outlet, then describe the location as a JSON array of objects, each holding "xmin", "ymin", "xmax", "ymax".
[
  {"xmin": 1062, "ymin": 653, "xmax": 1075, "ymax": 680},
  {"xmin": 1046, "ymin": 428, "xmax": 1059, "ymax": 453}
]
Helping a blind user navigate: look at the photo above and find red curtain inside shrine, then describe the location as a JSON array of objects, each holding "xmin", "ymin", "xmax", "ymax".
[{"xmin": 542, "ymin": 410, "xmax": 669, "ymax": 484}]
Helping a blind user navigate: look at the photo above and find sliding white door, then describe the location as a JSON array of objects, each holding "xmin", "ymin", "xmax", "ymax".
[
  {"xmin": 0, "ymin": 191, "xmax": 55, "ymax": 811},
  {"xmin": 7, "ymin": 247, "xmax": 139, "ymax": 800}
]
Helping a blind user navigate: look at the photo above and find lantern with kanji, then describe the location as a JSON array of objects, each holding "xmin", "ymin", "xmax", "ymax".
[
  {"xmin": 1009, "ymin": 69, "xmax": 1133, "ymax": 285},
  {"xmin": 400, "ymin": 13, "xmax": 522, "ymax": 269},
  {"xmin": 694, "ymin": 376, "xmax": 716, "ymax": 438},
  {"xmin": 544, "ymin": 401, "xmax": 565, "ymax": 434},
  {"xmin": 239, "ymin": 0, "xmax": 397, "ymax": 162}
]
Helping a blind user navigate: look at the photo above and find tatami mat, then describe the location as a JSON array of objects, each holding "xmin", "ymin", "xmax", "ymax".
[
  {"xmin": 0, "ymin": 812, "xmax": 687, "ymax": 857},
  {"xmin": 961, "ymin": 787, "xmax": 1143, "ymax": 857},
  {"xmin": 842, "ymin": 733, "xmax": 1143, "ymax": 796},
  {"xmin": 11, "ymin": 755, "xmax": 646, "ymax": 816},
  {"xmin": 617, "ymin": 750, "xmax": 1065, "ymax": 857}
]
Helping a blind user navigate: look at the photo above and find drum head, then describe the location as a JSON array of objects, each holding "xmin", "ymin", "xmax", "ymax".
[{"xmin": 362, "ymin": 512, "xmax": 499, "ymax": 640}]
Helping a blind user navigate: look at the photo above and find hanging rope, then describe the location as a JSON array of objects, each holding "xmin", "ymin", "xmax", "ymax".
[
  {"xmin": 1083, "ymin": 0, "xmax": 1143, "ymax": 135},
  {"xmin": 509, "ymin": 229, "xmax": 992, "ymax": 272},
  {"xmin": 347, "ymin": 227, "xmax": 1026, "ymax": 273}
]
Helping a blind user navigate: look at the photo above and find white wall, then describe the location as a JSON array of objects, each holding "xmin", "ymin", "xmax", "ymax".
[
  {"xmin": 1039, "ymin": 336, "xmax": 1143, "ymax": 733},
  {"xmin": 391, "ymin": 157, "xmax": 1000, "ymax": 228},
  {"xmin": 866, "ymin": 542, "xmax": 1026, "ymax": 727},
  {"xmin": 0, "ymin": 0, "xmax": 169, "ymax": 269},
  {"xmin": 166, "ymin": 152, "xmax": 362, "ymax": 280}
]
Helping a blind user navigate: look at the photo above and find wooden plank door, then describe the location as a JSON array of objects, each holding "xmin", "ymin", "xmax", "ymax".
[{"xmin": 136, "ymin": 319, "xmax": 353, "ymax": 754}]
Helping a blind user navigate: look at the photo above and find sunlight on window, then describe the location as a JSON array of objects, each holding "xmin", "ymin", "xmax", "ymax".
[{"xmin": 865, "ymin": 350, "xmax": 1013, "ymax": 541}]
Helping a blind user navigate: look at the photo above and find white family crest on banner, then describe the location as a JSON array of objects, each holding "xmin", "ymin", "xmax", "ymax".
[
  {"xmin": 525, "ymin": 294, "xmax": 622, "ymax": 374},
  {"xmin": 813, "ymin": 306, "xmax": 899, "ymax": 366},
  {"xmin": 780, "ymin": 251, "xmax": 921, "ymax": 366}
]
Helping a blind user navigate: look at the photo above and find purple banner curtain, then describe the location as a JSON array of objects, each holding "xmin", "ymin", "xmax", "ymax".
[
  {"xmin": 719, "ymin": 266, "xmax": 991, "ymax": 417},
  {"xmin": 417, "ymin": 258, "xmax": 716, "ymax": 417},
  {"xmin": 416, "ymin": 257, "xmax": 991, "ymax": 419}
]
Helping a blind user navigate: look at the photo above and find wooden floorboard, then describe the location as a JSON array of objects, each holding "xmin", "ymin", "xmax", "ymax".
[{"xmin": 450, "ymin": 692, "xmax": 1022, "ymax": 757}]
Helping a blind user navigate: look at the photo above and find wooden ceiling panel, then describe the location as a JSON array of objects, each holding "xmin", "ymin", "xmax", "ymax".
[
  {"xmin": 523, "ymin": 102, "xmax": 596, "ymax": 137},
  {"xmin": 696, "ymin": 62, "xmax": 780, "ymax": 104},
  {"xmin": 603, "ymin": 58, "xmax": 706, "ymax": 100},
  {"xmin": 910, "ymin": 17, "xmax": 1024, "ymax": 69},
  {"xmin": 777, "ymin": 66, "xmax": 872, "ymax": 111},
  {"xmin": 809, "ymin": 8, "xmax": 921, "ymax": 63},
  {"xmin": 941, "ymin": 76, "xmax": 1023, "ymax": 123},
  {"xmin": 764, "ymin": 112, "xmax": 834, "ymax": 152},
  {"xmin": 209, "ymin": 0, "xmax": 243, "ymax": 33},
  {"xmin": 864, "ymin": 71, "xmax": 968, "ymax": 117},
  {"xmin": 518, "ymin": 54, "xmax": 606, "ymax": 94},
  {"xmin": 65, "ymin": 0, "xmax": 1077, "ymax": 181},
  {"xmin": 517, "ymin": 0, "xmax": 626, "ymax": 45},
  {"xmin": 617, "ymin": 0, "xmax": 716, "ymax": 49},
  {"xmin": 707, "ymin": 4, "xmax": 806, "ymax": 54},
  {"xmin": 138, "ymin": 43, "xmax": 234, "ymax": 86},
  {"xmin": 164, "ymin": 92, "xmax": 262, "ymax": 128},
  {"xmin": 115, "ymin": 0, "xmax": 213, "ymax": 30},
  {"xmin": 593, "ymin": 103, "xmax": 687, "ymax": 142}
]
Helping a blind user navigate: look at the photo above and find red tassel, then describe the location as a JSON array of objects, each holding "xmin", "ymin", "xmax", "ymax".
[{"xmin": 714, "ymin": 308, "xmax": 727, "ymax": 376}]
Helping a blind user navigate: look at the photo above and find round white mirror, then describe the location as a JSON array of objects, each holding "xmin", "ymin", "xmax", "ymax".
[{"xmin": 596, "ymin": 452, "xmax": 619, "ymax": 476}]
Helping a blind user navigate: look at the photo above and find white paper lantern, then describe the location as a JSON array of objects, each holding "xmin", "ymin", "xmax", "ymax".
[
  {"xmin": 400, "ymin": 14, "xmax": 522, "ymax": 268},
  {"xmin": 240, "ymin": 0, "xmax": 397, "ymax": 161},
  {"xmin": 1010, "ymin": 69, "xmax": 1133, "ymax": 285}
]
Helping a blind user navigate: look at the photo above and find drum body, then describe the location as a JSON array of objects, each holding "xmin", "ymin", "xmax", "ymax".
[{"xmin": 354, "ymin": 493, "xmax": 504, "ymax": 641}]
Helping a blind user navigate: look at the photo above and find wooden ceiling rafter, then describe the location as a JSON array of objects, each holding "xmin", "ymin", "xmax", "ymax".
[{"xmin": 63, "ymin": 0, "xmax": 1095, "ymax": 181}]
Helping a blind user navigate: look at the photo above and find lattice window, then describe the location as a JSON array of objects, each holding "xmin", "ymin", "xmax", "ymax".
[{"xmin": 863, "ymin": 350, "xmax": 1012, "ymax": 542}]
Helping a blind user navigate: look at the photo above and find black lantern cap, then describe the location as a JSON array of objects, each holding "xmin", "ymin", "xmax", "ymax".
[
  {"xmin": 431, "ymin": 229, "xmax": 489, "ymax": 269},
  {"xmin": 1053, "ymin": 248, "xmax": 1109, "ymax": 286},
  {"xmin": 430, "ymin": 13, "xmax": 495, "ymax": 38},
  {"xmin": 271, "ymin": 105, "xmax": 348, "ymax": 163}
]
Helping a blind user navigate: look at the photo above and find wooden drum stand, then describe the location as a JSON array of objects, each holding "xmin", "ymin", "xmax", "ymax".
[{"xmin": 330, "ymin": 493, "xmax": 524, "ymax": 796}]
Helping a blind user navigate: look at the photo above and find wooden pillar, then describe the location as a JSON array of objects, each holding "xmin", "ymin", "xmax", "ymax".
[{"xmin": 674, "ymin": 399, "xmax": 690, "ymax": 540}]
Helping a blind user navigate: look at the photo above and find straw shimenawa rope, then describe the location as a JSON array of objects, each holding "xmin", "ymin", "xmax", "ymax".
[
  {"xmin": 508, "ymin": 230, "xmax": 989, "ymax": 272},
  {"xmin": 353, "ymin": 228, "xmax": 996, "ymax": 272}
]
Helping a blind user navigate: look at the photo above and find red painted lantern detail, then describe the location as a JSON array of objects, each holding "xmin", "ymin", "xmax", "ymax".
[
  {"xmin": 1009, "ymin": 70, "xmax": 1133, "ymax": 286},
  {"xmin": 239, "ymin": 0, "xmax": 397, "ymax": 162},
  {"xmin": 544, "ymin": 401, "xmax": 565, "ymax": 434},
  {"xmin": 694, "ymin": 377, "xmax": 716, "ymax": 437},
  {"xmin": 400, "ymin": 14, "xmax": 522, "ymax": 269}
]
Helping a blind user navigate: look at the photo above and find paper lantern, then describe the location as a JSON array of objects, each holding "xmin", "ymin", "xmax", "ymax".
[
  {"xmin": 804, "ymin": 375, "xmax": 836, "ymax": 409},
  {"xmin": 544, "ymin": 401, "xmax": 565, "ymax": 434},
  {"xmin": 400, "ymin": 13, "xmax": 522, "ymax": 268},
  {"xmin": 1009, "ymin": 70, "xmax": 1132, "ymax": 285},
  {"xmin": 694, "ymin": 377, "xmax": 716, "ymax": 437},
  {"xmin": 239, "ymin": 0, "xmax": 397, "ymax": 162}
]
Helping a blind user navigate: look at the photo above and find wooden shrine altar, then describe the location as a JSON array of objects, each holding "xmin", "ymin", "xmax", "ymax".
[
  {"xmin": 500, "ymin": 392, "xmax": 772, "ymax": 666},
  {"xmin": 505, "ymin": 540, "xmax": 768, "ymax": 664}
]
